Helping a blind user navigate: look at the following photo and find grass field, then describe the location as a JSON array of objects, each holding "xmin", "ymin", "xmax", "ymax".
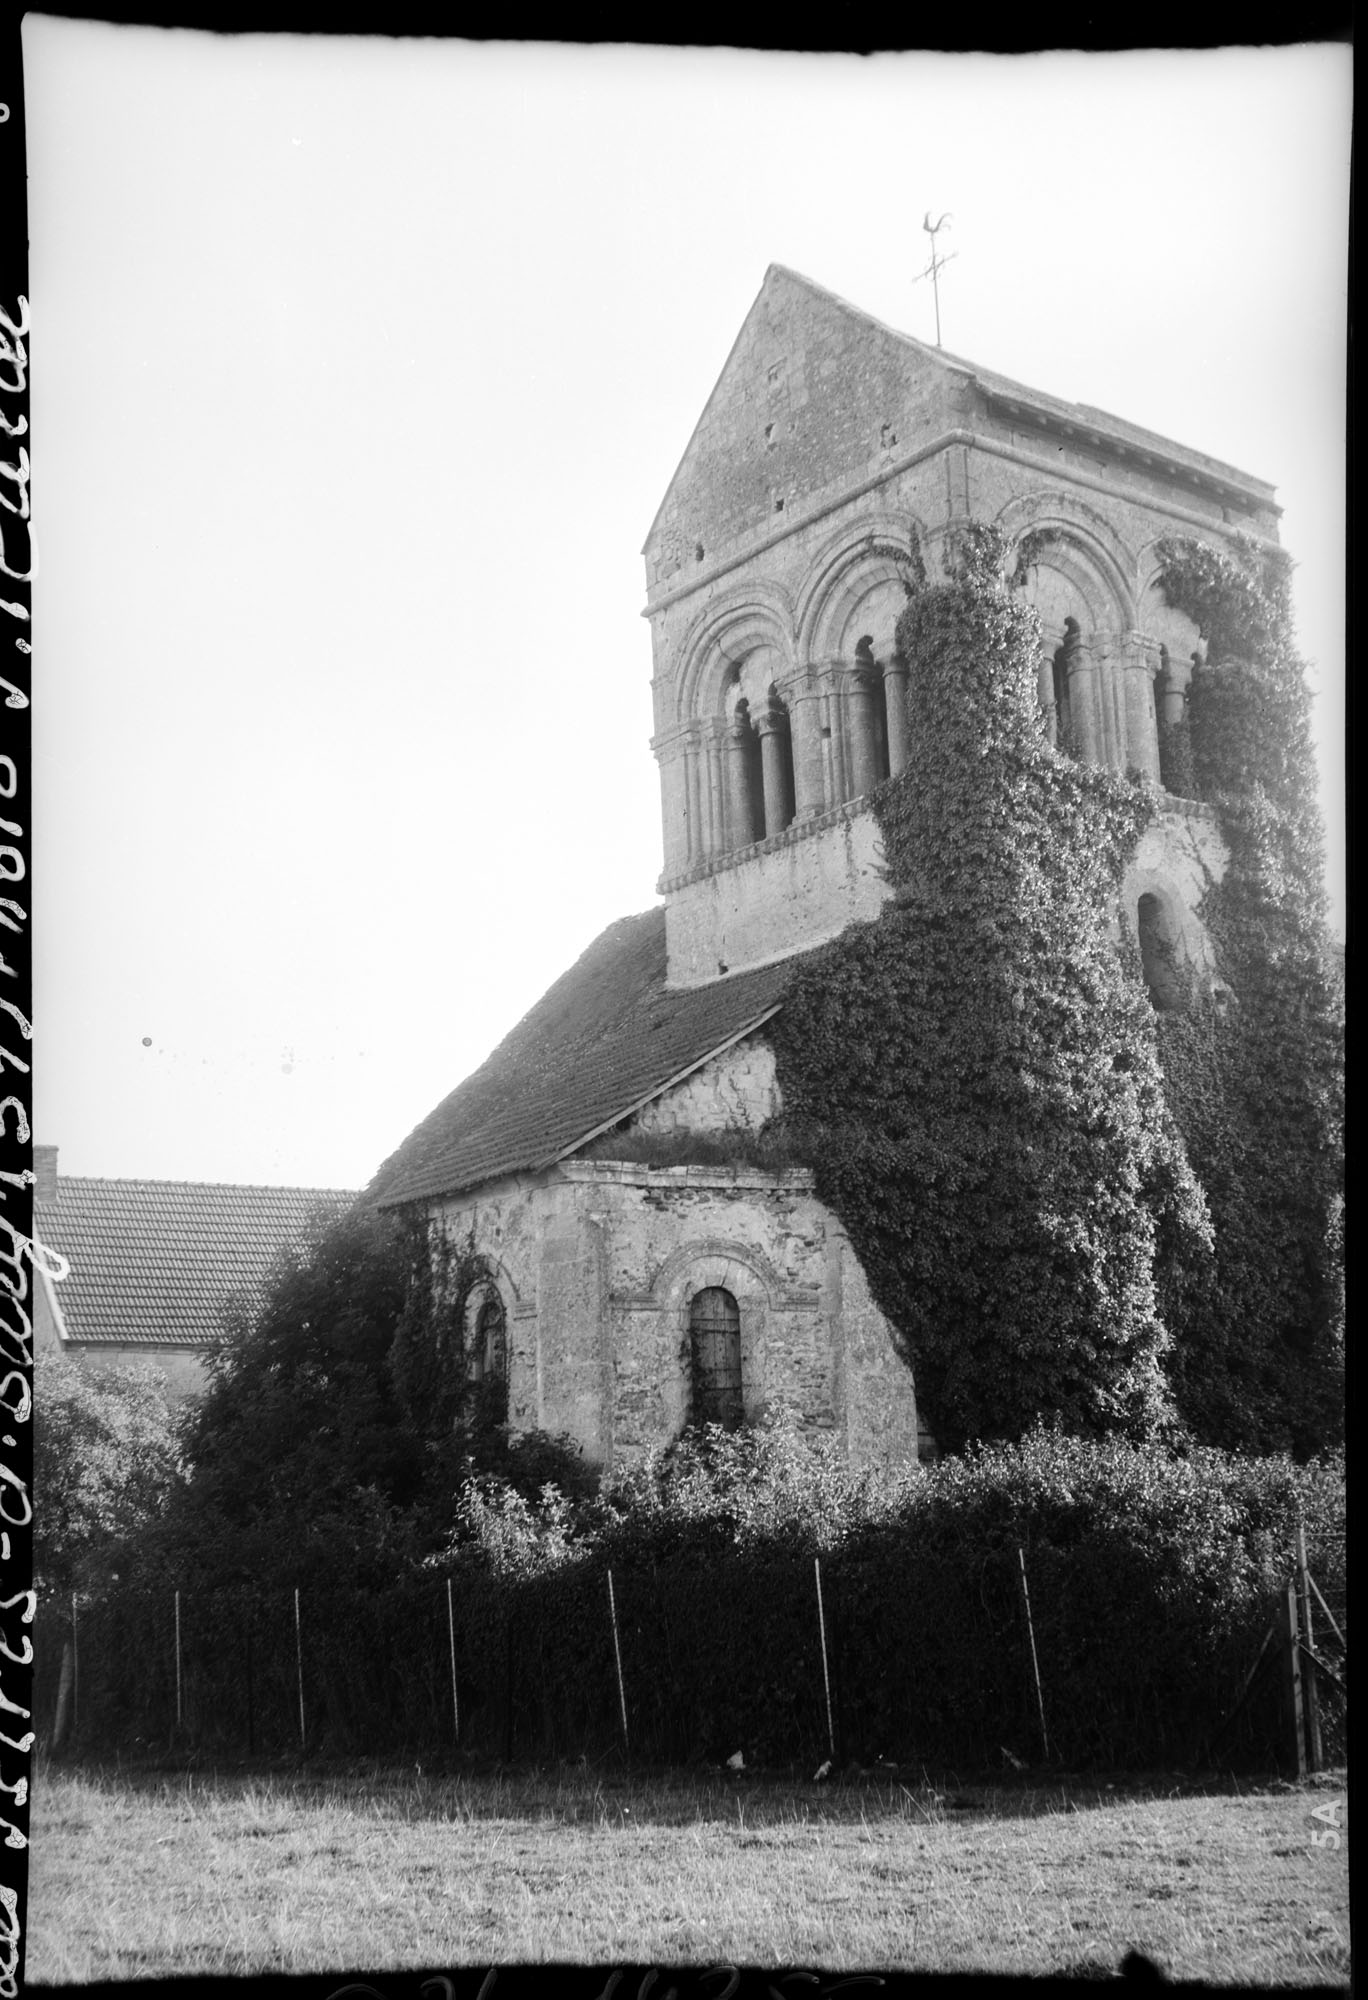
[{"xmin": 26, "ymin": 1760, "xmax": 1349, "ymax": 1986}]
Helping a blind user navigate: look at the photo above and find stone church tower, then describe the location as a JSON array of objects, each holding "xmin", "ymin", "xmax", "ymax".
[
  {"xmin": 647, "ymin": 264, "xmax": 1276, "ymax": 995},
  {"xmin": 368, "ymin": 266, "xmax": 1280, "ymax": 1473}
]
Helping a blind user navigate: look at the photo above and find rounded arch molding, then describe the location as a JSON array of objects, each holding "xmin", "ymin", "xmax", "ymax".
[
  {"xmin": 647, "ymin": 1236, "xmax": 790, "ymax": 1315},
  {"xmin": 672, "ymin": 583, "xmax": 797, "ymax": 726},
  {"xmin": 452, "ymin": 1230, "xmax": 527, "ymax": 1312},
  {"xmin": 993, "ymin": 490, "xmax": 1139, "ymax": 634},
  {"xmin": 1134, "ymin": 535, "xmax": 1210, "ymax": 655},
  {"xmin": 1119, "ymin": 853, "xmax": 1220, "ymax": 993},
  {"xmin": 795, "ymin": 511, "xmax": 932, "ymax": 662}
]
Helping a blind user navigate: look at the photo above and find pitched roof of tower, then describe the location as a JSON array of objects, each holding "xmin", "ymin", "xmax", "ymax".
[
  {"xmin": 35, "ymin": 1175, "xmax": 356, "ymax": 1349},
  {"xmin": 367, "ymin": 907, "xmax": 802, "ymax": 1210},
  {"xmin": 644, "ymin": 263, "xmax": 1275, "ymax": 556}
]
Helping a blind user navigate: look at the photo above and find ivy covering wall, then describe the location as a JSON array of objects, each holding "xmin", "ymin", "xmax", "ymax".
[
  {"xmin": 1146, "ymin": 536, "xmax": 1343, "ymax": 1456},
  {"xmin": 770, "ymin": 522, "xmax": 1342, "ymax": 1457}
]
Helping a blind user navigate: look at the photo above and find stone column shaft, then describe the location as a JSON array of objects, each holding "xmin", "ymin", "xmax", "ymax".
[
  {"xmin": 704, "ymin": 722, "xmax": 727, "ymax": 856},
  {"xmin": 756, "ymin": 712, "xmax": 793, "ymax": 836},
  {"xmin": 1037, "ymin": 656, "xmax": 1058, "ymax": 747},
  {"xmin": 882, "ymin": 658, "xmax": 910, "ymax": 777},
  {"xmin": 846, "ymin": 673, "xmax": 880, "ymax": 797},
  {"xmin": 1094, "ymin": 635, "xmax": 1126, "ymax": 770},
  {"xmin": 825, "ymin": 679, "xmax": 847, "ymax": 803},
  {"xmin": 1121, "ymin": 636, "xmax": 1161, "ymax": 781},
  {"xmin": 1066, "ymin": 647, "xmax": 1102, "ymax": 766},
  {"xmin": 684, "ymin": 728, "xmax": 704, "ymax": 863},
  {"xmin": 779, "ymin": 672, "xmax": 827, "ymax": 818},
  {"xmin": 1157, "ymin": 649, "xmax": 1194, "ymax": 728},
  {"xmin": 726, "ymin": 723, "xmax": 755, "ymax": 849}
]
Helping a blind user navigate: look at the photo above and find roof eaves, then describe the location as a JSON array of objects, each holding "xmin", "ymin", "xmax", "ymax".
[
  {"xmin": 46, "ymin": 1176, "xmax": 358, "ymax": 1199},
  {"xmin": 975, "ymin": 380, "xmax": 1277, "ymax": 505}
]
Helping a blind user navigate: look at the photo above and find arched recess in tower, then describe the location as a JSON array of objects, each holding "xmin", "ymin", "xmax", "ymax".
[
  {"xmin": 1136, "ymin": 572, "xmax": 1206, "ymax": 797},
  {"xmin": 803, "ymin": 551, "xmax": 914, "ymax": 801},
  {"xmin": 722, "ymin": 646, "xmax": 795, "ymax": 853},
  {"xmin": 1015, "ymin": 534, "xmax": 1154, "ymax": 775}
]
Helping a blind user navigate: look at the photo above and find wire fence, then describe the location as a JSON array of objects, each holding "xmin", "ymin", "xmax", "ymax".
[{"xmin": 35, "ymin": 1534, "xmax": 1333, "ymax": 1775}]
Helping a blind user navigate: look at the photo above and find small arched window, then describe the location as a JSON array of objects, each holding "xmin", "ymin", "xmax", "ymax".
[
  {"xmin": 689, "ymin": 1287, "xmax": 743, "ymax": 1429},
  {"xmin": 464, "ymin": 1280, "xmax": 507, "ymax": 1387}
]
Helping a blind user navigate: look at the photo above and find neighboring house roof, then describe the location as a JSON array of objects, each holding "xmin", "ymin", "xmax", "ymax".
[
  {"xmin": 35, "ymin": 1176, "xmax": 356, "ymax": 1349},
  {"xmin": 369, "ymin": 907, "xmax": 808, "ymax": 1210}
]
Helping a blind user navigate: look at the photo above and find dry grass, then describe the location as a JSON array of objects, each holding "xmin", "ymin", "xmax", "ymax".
[{"xmin": 26, "ymin": 1760, "xmax": 1349, "ymax": 1986}]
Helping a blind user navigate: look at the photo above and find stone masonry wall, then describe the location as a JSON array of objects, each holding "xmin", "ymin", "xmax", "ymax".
[
  {"xmin": 427, "ymin": 1162, "xmax": 922, "ymax": 1476},
  {"xmin": 627, "ymin": 1035, "xmax": 780, "ymax": 1136},
  {"xmin": 645, "ymin": 267, "xmax": 956, "ymax": 593},
  {"xmin": 663, "ymin": 805, "xmax": 887, "ymax": 988}
]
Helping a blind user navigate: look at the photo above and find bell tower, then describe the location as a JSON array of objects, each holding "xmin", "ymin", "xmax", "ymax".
[{"xmin": 642, "ymin": 265, "xmax": 1279, "ymax": 994}]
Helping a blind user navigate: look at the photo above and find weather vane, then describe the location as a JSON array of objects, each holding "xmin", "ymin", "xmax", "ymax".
[{"xmin": 915, "ymin": 211, "xmax": 957, "ymax": 349}]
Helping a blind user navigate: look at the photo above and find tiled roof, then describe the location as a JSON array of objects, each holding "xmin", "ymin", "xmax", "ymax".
[
  {"xmin": 35, "ymin": 1177, "xmax": 356, "ymax": 1348},
  {"xmin": 368, "ymin": 907, "xmax": 806, "ymax": 1209}
]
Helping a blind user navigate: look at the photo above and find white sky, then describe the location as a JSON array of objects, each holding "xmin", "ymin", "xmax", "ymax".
[{"xmin": 23, "ymin": 26, "xmax": 1349, "ymax": 1190}]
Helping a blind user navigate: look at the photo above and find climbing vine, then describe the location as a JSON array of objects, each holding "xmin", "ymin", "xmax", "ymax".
[
  {"xmin": 1147, "ymin": 535, "xmax": 1343, "ymax": 1455},
  {"xmin": 389, "ymin": 1213, "xmax": 499, "ymax": 1440},
  {"xmin": 771, "ymin": 523, "xmax": 1212, "ymax": 1453}
]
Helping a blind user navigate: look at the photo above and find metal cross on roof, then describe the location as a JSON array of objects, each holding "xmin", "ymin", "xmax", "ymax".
[{"xmin": 915, "ymin": 211, "xmax": 957, "ymax": 349}]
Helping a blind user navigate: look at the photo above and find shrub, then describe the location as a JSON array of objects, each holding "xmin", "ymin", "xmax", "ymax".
[
  {"xmin": 53, "ymin": 1422, "xmax": 1342, "ymax": 1772},
  {"xmin": 33, "ymin": 1351, "xmax": 185, "ymax": 1598}
]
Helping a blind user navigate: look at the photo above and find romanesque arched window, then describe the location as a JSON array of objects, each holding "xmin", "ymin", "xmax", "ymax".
[
  {"xmin": 689, "ymin": 1286, "xmax": 743, "ymax": 1429},
  {"xmin": 464, "ymin": 1279, "xmax": 508, "ymax": 1391}
]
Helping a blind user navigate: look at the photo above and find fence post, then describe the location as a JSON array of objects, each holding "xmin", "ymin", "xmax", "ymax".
[
  {"xmin": 1295, "ymin": 1518, "xmax": 1323, "ymax": 1774},
  {"xmin": 814, "ymin": 1556, "xmax": 836, "ymax": 1759},
  {"xmin": 606, "ymin": 1568, "xmax": 630, "ymax": 1760},
  {"xmin": 244, "ymin": 1602, "xmax": 255, "ymax": 1758},
  {"xmin": 1017, "ymin": 1548, "xmax": 1051, "ymax": 1763},
  {"xmin": 71, "ymin": 1593, "xmax": 79, "ymax": 1740},
  {"xmin": 174, "ymin": 1590, "xmax": 183, "ymax": 1735},
  {"xmin": 1280, "ymin": 1577, "xmax": 1307, "ymax": 1779},
  {"xmin": 294, "ymin": 1587, "xmax": 306, "ymax": 1756},
  {"xmin": 52, "ymin": 1627, "xmax": 74, "ymax": 1750},
  {"xmin": 503, "ymin": 1605, "xmax": 515, "ymax": 1764},
  {"xmin": 446, "ymin": 1578, "xmax": 460, "ymax": 1746}
]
